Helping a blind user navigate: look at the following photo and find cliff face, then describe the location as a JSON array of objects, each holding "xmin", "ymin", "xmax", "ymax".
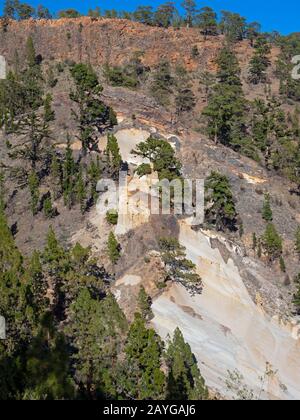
[{"xmin": 0, "ymin": 17, "xmax": 275, "ymax": 71}]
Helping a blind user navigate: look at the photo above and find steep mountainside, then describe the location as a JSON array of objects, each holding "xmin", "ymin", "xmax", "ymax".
[{"xmin": 1, "ymin": 17, "xmax": 300, "ymax": 400}]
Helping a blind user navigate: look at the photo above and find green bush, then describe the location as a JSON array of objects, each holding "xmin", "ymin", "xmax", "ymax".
[
  {"xmin": 106, "ymin": 210, "xmax": 118, "ymax": 225},
  {"xmin": 43, "ymin": 196, "xmax": 56, "ymax": 219},
  {"xmin": 104, "ymin": 66, "xmax": 138, "ymax": 88}
]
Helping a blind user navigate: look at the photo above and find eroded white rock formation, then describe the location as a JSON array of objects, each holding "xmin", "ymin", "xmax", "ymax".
[{"xmin": 152, "ymin": 220, "xmax": 300, "ymax": 400}]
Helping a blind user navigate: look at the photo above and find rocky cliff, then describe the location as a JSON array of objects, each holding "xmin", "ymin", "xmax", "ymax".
[{"xmin": 0, "ymin": 17, "xmax": 279, "ymax": 73}]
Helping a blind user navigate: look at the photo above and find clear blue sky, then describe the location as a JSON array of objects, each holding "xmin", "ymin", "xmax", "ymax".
[{"xmin": 0, "ymin": 0, "xmax": 299, "ymax": 35}]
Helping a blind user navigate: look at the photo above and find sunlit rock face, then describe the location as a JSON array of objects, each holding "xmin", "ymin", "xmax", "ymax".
[
  {"xmin": 99, "ymin": 127, "xmax": 151, "ymax": 166},
  {"xmin": 152, "ymin": 220, "xmax": 300, "ymax": 400},
  {"xmin": 115, "ymin": 171, "xmax": 160, "ymax": 235}
]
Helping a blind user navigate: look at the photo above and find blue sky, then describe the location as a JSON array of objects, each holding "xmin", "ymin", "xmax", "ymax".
[{"xmin": 0, "ymin": 0, "xmax": 299, "ymax": 35}]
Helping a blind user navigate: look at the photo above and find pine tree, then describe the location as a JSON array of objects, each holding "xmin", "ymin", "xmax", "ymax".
[
  {"xmin": 43, "ymin": 226, "xmax": 66, "ymax": 268},
  {"xmin": 70, "ymin": 63, "xmax": 117, "ymax": 154},
  {"xmin": 293, "ymin": 273, "xmax": 300, "ymax": 313},
  {"xmin": 0, "ymin": 205, "xmax": 35, "ymax": 355},
  {"xmin": 279, "ymin": 256, "xmax": 286, "ymax": 273},
  {"xmin": 166, "ymin": 328, "xmax": 208, "ymax": 400},
  {"xmin": 203, "ymin": 47, "xmax": 247, "ymax": 151},
  {"xmin": 43, "ymin": 195, "xmax": 55, "ymax": 219},
  {"xmin": 43, "ymin": 93, "xmax": 55, "ymax": 122},
  {"xmin": 15, "ymin": 2, "xmax": 35, "ymax": 20},
  {"xmin": 159, "ymin": 237, "xmax": 202, "ymax": 295},
  {"xmin": 174, "ymin": 66, "xmax": 196, "ymax": 116},
  {"xmin": 150, "ymin": 60, "xmax": 174, "ymax": 107},
  {"xmin": 3, "ymin": 0, "xmax": 16, "ymax": 18},
  {"xmin": 205, "ymin": 171, "xmax": 238, "ymax": 232},
  {"xmin": 76, "ymin": 167, "xmax": 86, "ymax": 214},
  {"xmin": 65, "ymin": 288, "xmax": 127, "ymax": 398},
  {"xmin": 220, "ymin": 11, "xmax": 247, "ymax": 43},
  {"xmin": 25, "ymin": 251, "xmax": 49, "ymax": 319},
  {"xmin": 248, "ymin": 36, "xmax": 271, "ymax": 84},
  {"xmin": 9, "ymin": 110, "xmax": 50, "ymax": 170},
  {"xmin": 6, "ymin": 37, "xmax": 49, "ymax": 171},
  {"xmin": 122, "ymin": 313, "xmax": 166, "ymax": 399},
  {"xmin": 262, "ymin": 193, "xmax": 273, "ymax": 222},
  {"xmin": 197, "ymin": 6, "xmax": 218, "ymax": 38},
  {"xmin": 261, "ymin": 223, "xmax": 283, "ymax": 260},
  {"xmin": 181, "ymin": 0, "xmax": 197, "ymax": 27},
  {"xmin": 138, "ymin": 286, "xmax": 153, "ymax": 321},
  {"xmin": 36, "ymin": 4, "xmax": 52, "ymax": 19},
  {"xmin": 154, "ymin": 2, "xmax": 177, "ymax": 28},
  {"xmin": 23, "ymin": 36, "xmax": 43, "ymax": 111},
  {"xmin": 246, "ymin": 22, "xmax": 261, "ymax": 46},
  {"xmin": 50, "ymin": 151, "xmax": 62, "ymax": 200},
  {"xmin": 28, "ymin": 171, "xmax": 39, "ymax": 215},
  {"xmin": 295, "ymin": 226, "xmax": 300, "ymax": 255},
  {"xmin": 24, "ymin": 313, "xmax": 74, "ymax": 400},
  {"xmin": 133, "ymin": 6, "xmax": 154, "ymax": 25},
  {"xmin": 107, "ymin": 232, "xmax": 121, "ymax": 264},
  {"xmin": 132, "ymin": 136, "xmax": 181, "ymax": 181},
  {"xmin": 105, "ymin": 133, "xmax": 122, "ymax": 179},
  {"xmin": 63, "ymin": 135, "xmax": 76, "ymax": 209},
  {"xmin": 88, "ymin": 6, "xmax": 102, "ymax": 18},
  {"xmin": 88, "ymin": 156, "xmax": 101, "ymax": 205}
]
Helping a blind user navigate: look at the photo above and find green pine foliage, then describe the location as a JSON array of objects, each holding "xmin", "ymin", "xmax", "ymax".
[
  {"xmin": 65, "ymin": 288, "xmax": 127, "ymax": 397},
  {"xmin": 136, "ymin": 163, "xmax": 152, "ymax": 177},
  {"xmin": 63, "ymin": 135, "xmax": 76, "ymax": 209},
  {"xmin": 150, "ymin": 60, "xmax": 174, "ymax": 107},
  {"xmin": 88, "ymin": 156, "xmax": 102, "ymax": 205},
  {"xmin": 138, "ymin": 286, "xmax": 153, "ymax": 321},
  {"xmin": 70, "ymin": 63, "xmax": 117, "ymax": 153},
  {"xmin": 279, "ymin": 256, "xmax": 286, "ymax": 273},
  {"xmin": 248, "ymin": 36, "xmax": 271, "ymax": 84},
  {"xmin": 293, "ymin": 273, "xmax": 300, "ymax": 313},
  {"xmin": 132, "ymin": 136, "xmax": 181, "ymax": 181},
  {"xmin": 43, "ymin": 93, "xmax": 55, "ymax": 123},
  {"xmin": 23, "ymin": 313, "xmax": 74, "ymax": 400},
  {"xmin": 261, "ymin": 223, "xmax": 283, "ymax": 260},
  {"xmin": 174, "ymin": 66, "xmax": 196, "ymax": 116},
  {"xmin": 159, "ymin": 237, "xmax": 203, "ymax": 295},
  {"xmin": 107, "ymin": 232, "xmax": 121, "ymax": 264},
  {"xmin": 122, "ymin": 313, "xmax": 166, "ymax": 399},
  {"xmin": 43, "ymin": 194, "xmax": 55, "ymax": 219},
  {"xmin": 197, "ymin": 6, "xmax": 218, "ymax": 37},
  {"xmin": 28, "ymin": 171, "xmax": 39, "ymax": 215},
  {"xmin": 106, "ymin": 210, "xmax": 119, "ymax": 225},
  {"xmin": 104, "ymin": 53, "xmax": 149, "ymax": 89},
  {"xmin": 75, "ymin": 168, "xmax": 87, "ymax": 214},
  {"xmin": 219, "ymin": 11, "xmax": 247, "ymax": 43},
  {"xmin": 205, "ymin": 171, "xmax": 238, "ymax": 232},
  {"xmin": 105, "ymin": 134, "xmax": 122, "ymax": 179},
  {"xmin": 262, "ymin": 194, "xmax": 273, "ymax": 222},
  {"xmin": 202, "ymin": 47, "xmax": 249, "ymax": 155},
  {"xmin": 166, "ymin": 328, "xmax": 208, "ymax": 400},
  {"xmin": 50, "ymin": 152, "xmax": 62, "ymax": 200}
]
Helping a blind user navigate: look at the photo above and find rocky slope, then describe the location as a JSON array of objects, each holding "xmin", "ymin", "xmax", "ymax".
[
  {"xmin": 64, "ymin": 122, "xmax": 300, "ymax": 400},
  {"xmin": 1, "ymin": 18, "xmax": 300, "ymax": 399}
]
